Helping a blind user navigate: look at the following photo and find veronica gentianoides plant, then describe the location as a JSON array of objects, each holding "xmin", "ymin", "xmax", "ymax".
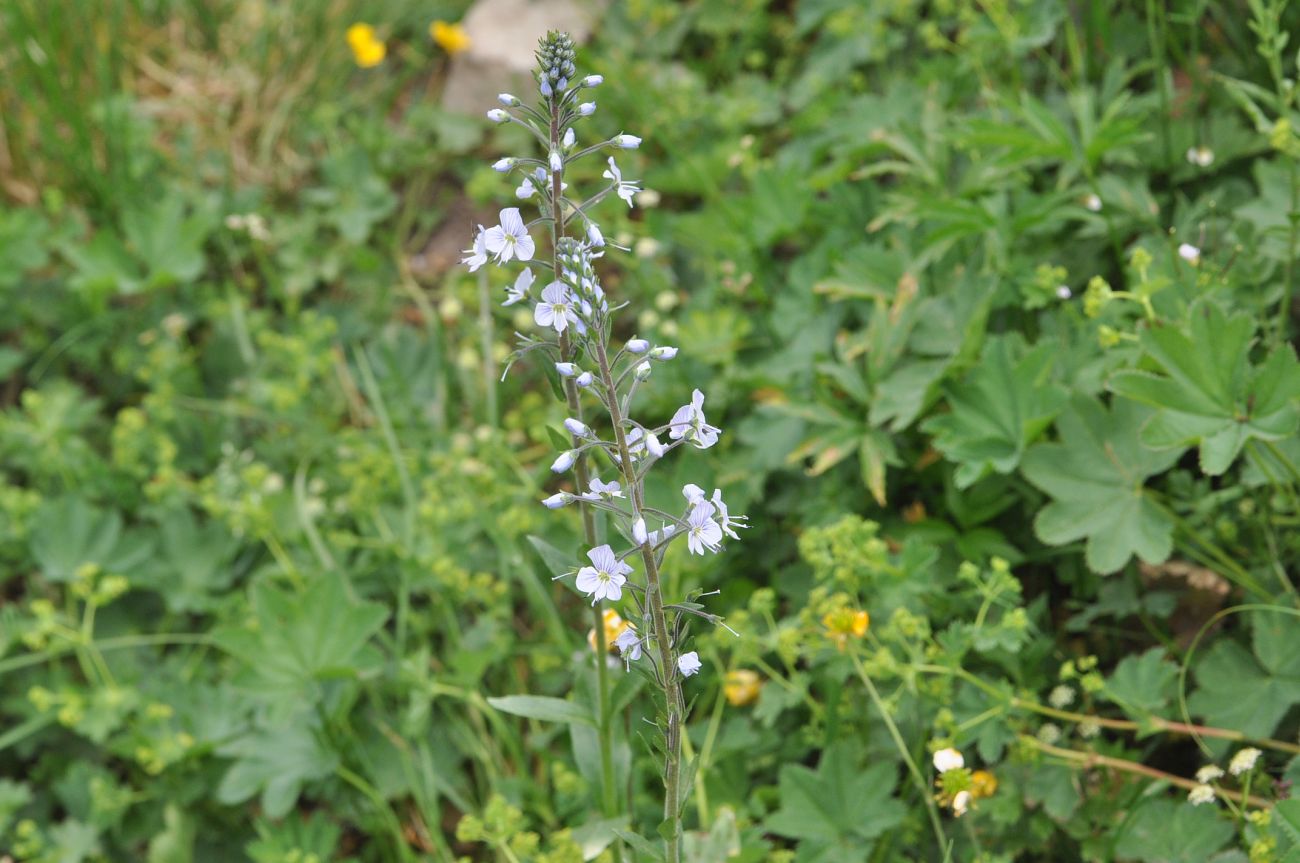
[{"xmin": 465, "ymin": 31, "xmax": 747, "ymax": 862}]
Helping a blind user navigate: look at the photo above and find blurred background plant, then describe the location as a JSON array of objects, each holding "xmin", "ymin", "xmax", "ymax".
[{"xmin": 2, "ymin": 0, "xmax": 1300, "ymax": 861}]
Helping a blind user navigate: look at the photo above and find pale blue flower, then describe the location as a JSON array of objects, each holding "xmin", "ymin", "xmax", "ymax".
[
  {"xmin": 632, "ymin": 517, "xmax": 648, "ymax": 545},
  {"xmin": 498, "ymin": 93, "xmax": 520, "ymax": 107},
  {"xmin": 686, "ymin": 500, "xmax": 723, "ymax": 554},
  {"xmin": 484, "ymin": 208, "xmax": 535, "ymax": 263},
  {"xmin": 682, "ymin": 484, "xmax": 706, "ymax": 504},
  {"xmin": 549, "ymin": 150, "xmax": 563, "ymax": 173},
  {"xmin": 584, "ymin": 477, "xmax": 623, "ymax": 499},
  {"xmin": 562, "ymin": 128, "xmax": 576, "ymax": 149},
  {"xmin": 542, "ymin": 492, "xmax": 572, "ymax": 509},
  {"xmin": 556, "ymin": 362, "xmax": 578, "ymax": 377},
  {"xmin": 516, "ymin": 176, "xmax": 537, "ymax": 200},
  {"xmin": 588, "ymin": 222, "xmax": 605, "ymax": 248},
  {"xmin": 626, "ymin": 427, "xmax": 665, "ymax": 460},
  {"xmin": 551, "ymin": 450, "xmax": 577, "ymax": 473},
  {"xmin": 604, "ymin": 158, "xmax": 641, "ymax": 208},
  {"xmin": 461, "ymin": 226, "xmax": 489, "ymax": 272},
  {"xmin": 677, "ymin": 651, "xmax": 702, "ymax": 677},
  {"xmin": 563, "ymin": 418, "xmax": 590, "ymax": 437},
  {"xmin": 540, "ymin": 79, "xmax": 553, "ymax": 98},
  {"xmin": 534, "ymin": 281, "xmax": 579, "ymax": 333},
  {"xmin": 711, "ymin": 488, "xmax": 748, "ymax": 539},
  {"xmin": 649, "ymin": 346, "xmax": 677, "ymax": 360},
  {"xmin": 583, "ymin": 74, "xmax": 604, "ymax": 87},
  {"xmin": 576, "ymin": 372, "xmax": 594, "ymax": 387},
  {"xmin": 634, "ymin": 361, "xmax": 652, "ymax": 381},
  {"xmin": 612, "ymin": 133, "xmax": 641, "ymax": 149},
  {"xmin": 503, "ymin": 267, "xmax": 534, "ymax": 306},
  {"xmin": 492, "ymin": 157, "xmax": 516, "ymax": 172},
  {"xmin": 576, "ymin": 545, "xmax": 631, "ymax": 604},
  {"xmin": 669, "ymin": 389, "xmax": 721, "ymax": 449},
  {"xmin": 487, "ymin": 108, "xmax": 510, "ymax": 123},
  {"xmin": 578, "ymin": 102, "xmax": 596, "ymax": 116},
  {"xmin": 615, "ymin": 628, "xmax": 641, "ymax": 666}
]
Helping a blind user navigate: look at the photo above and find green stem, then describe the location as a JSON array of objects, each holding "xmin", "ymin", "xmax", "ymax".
[
  {"xmin": 594, "ymin": 335, "xmax": 685, "ymax": 863},
  {"xmin": 849, "ymin": 652, "xmax": 948, "ymax": 855}
]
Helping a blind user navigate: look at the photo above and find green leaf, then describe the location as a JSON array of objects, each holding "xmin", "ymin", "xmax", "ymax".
[
  {"xmin": 922, "ymin": 335, "xmax": 1066, "ymax": 488},
  {"xmin": 1188, "ymin": 610, "xmax": 1300, "ymax": 738},
  {"xmin": 214, "ymin": 574, "xmax": 389, "ymax": 700},
  {"xmin": 217, "ymin": 721, "xmax": 339, "ymax": 819},
  {"xmin": 1114, "ymin": 799, "xmax": 1234, "ymax": 863},
  {"xmin": 30, "ymin": 496, "xmax": 154, "ymax": 583},
  {"xmin": 684, "ymin": 807, "xmax": 740, "ymax": 862},
  {"xmin": 765, "ymin": 742, "xmax": 904, "ymax": 859},
  {"xmin": 1021, "ymin": 396, "xmax": 1183, "ymax": 574},
  {"xmin": 486, "ymin": 695, "xmax": 595, "ymax": 727},
  {"xmin": 121, "ymin": 192, "xmax": 214, "ymax": 286},
  {"xmin": 1108, "ymin": 300, "xmax": 1300, "ymax": 475},
  {"xmin": 1104, "ymin": 647, "xmax": 1177, "ymax": 720}
]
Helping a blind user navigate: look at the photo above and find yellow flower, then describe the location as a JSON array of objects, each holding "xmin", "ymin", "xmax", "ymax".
[
  {"xmin": 431, "ymin": 20, "xmax": 472, "ymax": 55},
  {"xmin": 724, "ymin": 670, "xmax": 762, "ymax": 706},
  {"xmin": 822, "ymin": 608, "xmax": 869, "ymax": 650},
  {"xmin": 346, "ymin": 23, "xmax": 386, "ymax": 68},
  {"xmin": 970, "ymin": 770, "xmax": 998, "ymax": 799},
  {"xmin": 587, "ymin": 609, "xmax": 632, "ymax": 654}
]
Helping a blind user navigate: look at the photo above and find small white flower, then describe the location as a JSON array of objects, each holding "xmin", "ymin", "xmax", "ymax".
[
  {"xmin": 1056, "ymin": 285, "xmax": 1072, "ymax": 300},
  {"xmin": 626, "ymin": 338, "xmax": 650, "ymax": 353},
  {"xmin": 682, "ymin": 483, "xmax": 706, "ymax": 504},
  {"xmin": 461, "ymin": 226, "xmax": 489, "ymax": 272},
  {"xmin": 1186, "ymin": 146, "xmax": 1214, "ymax": 167},
  {"xmin": 685, "ymin": 501, "xmax": 723, "ymax": 555},
  {"xmin": 1084, "ymin": 193, "xmax": 1102, "ymax": 212},
  {"xmin": 952, "ymin": 790, "xmax": 971, "ymax": 817},
  {"xmin": 503, "ymin": 267, "xmax": 535, "ymax": 306},
  {"xmin": 578, "ymin": 102, "xmax": 596, "ymax": 116},
  {"xmin": 575, "ymin": 545, "xmax": 632, "ymax": 604},
  {"xmin": 587, "ymin": 222, "xmax": 605, "ymax": 248},
  {"xmin": 576, "ymin": 371, "xmax": 594, "ymax": 388},
  {"xmin": 632, "ymin": 517, "xmax": 648, "ymax": 545},
  {"xmin": 534, "ymin": 282, "xmax": 580, "ymax": 333},
  {"xmin": 677, "ymin": 651, "xmax": 702, "ymax": 677},
  {"xmin": 516, "ymin": 176, "xmax": 537, "ymax": 200},
  {"xmin": 541, "ymin": 492, "xmax": 571, "ymax": 509},
  {"xmin": 612, "ymin": 133, "xmax": 641, "ymax": 149},
  {"xmin": 562, "ymin": 128, "xmax": 576, "ymax": 149},
  {"xmin": 711, "ymin": 488, "xmax": 748, "ymax": 540},
  {"xmin": 933, "ymin": 748, "xmax": 964, "ymax": 773},
  {"xmin": 549, "ymin": 150, "xmax": 563, "ymax": 174},
  {"xmin": 551, "ymin": 450, "xmax": 577, "ymax": 473},
  {"xmin": 669, "ymin": 389, "xmax": 721, "ymax": 449},
  {"xmin": 614, "ymin": 628, "xmax": 641, "ymax": 667},
  {"xmin": 484, "ymin": 208, "xmax": 535, "ymax": 264},
  {"xmin": 650, "ymin": 346, "xmax": 677, "ymax": 360},
  {"xmin": 563, "ymin": 418, "xmax": 590, "ymax": 437},
  {"xmin": 492, "ymin": 157, "xmax": 516, "ymax": 172},
  {"xmin": 583, "ymin": 74, "xmax": 604, "ymax": 87},
  {"xmin": 604, "ymin": 157, "xmax": 642, "ymax": 208},
  {"xmin": 585, "ymin": 477, "xmax": 623, "ymax": 499},
  {"xmin": 556, "ymin": 362, "xmax": 578, "ymax": 377},
  {"xmin": 1037, "ymin": 723, "xmax": 1062, "ymax": 745},
  {"xmin": 1195, "ymin": 765, "xmax": 1224, "ymax": 784},
  {"xmin": 486, "ymin": 109, "xmax": 510, "ymax": 123},
  {"xmin": 498, "ymin": 93, "xmax": 520, "ymax": 107},
  {"xmin": 1048, "ymin": 685, "xmax": 1075, "ymax": 709},
  {"xmin": 1187, "ymin": 784, "xmax": 1216, "ymax": 806},
  {"xmin": 1229, "ymin": 747, "xmax": 1261, "ymax": 776},
  {"xmin": 1178, "ymin": 243, "xmax": 1201, "ymax": 265}
]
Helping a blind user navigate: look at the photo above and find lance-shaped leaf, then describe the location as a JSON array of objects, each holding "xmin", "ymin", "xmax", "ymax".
[
  {"xmin": 922, "ymin": 335, "xmax": 1066, "ymax": 488},
  {"xmin": 1108, "ymin": 300, "xmax": 1300, "ymax": 475},
  {"xmin": 1020, "ymin": 396, "xmax": 1183, "ymax": 574}
]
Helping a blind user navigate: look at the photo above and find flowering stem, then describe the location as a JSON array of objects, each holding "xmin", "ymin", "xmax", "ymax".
[
  {"xmin": 1023, "ymin": 736, "xmax": 1269, "ymax": 808},
  {"xmin": 593, "ymin": 335, "xmax": 685, "ymax": 863},
  {"xmin": 849, "ymin": 651, "xmax": 949, "ymax": 854}
]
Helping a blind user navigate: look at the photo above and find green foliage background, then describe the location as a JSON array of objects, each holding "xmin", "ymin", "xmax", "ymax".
[{"xmin": 2, "ymin": 0, "xmax": 1300, "ymax": 861}]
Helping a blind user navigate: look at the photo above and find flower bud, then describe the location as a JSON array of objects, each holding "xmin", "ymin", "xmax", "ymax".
[
  {"xmin": 612, "ymin": 134, "xmax": 641, "ymax": 149},
  {"xmin": 634, "ymin": 361, "xmax": 652, "ymax": 381},
  {"xmin": 562, "ymin": 128, "xmax": 576, "ymax": 149},
  {"xmin": 649, "ymin": 346, "xmax": 677, "ymax": 360},
  {"xmin": 498, "ymin": 93, "xmax": 520, "ymax": 107},
  {"xmin": 563, "ymin": 418, "xmax": 589, "ymax": 437},
  {"xmin": 645, "ymin": 432, "xmax": 665, "ymax": 458},
  {"xmin": 556, "ymin": 362, "xmax": 578, "ymax": 377},
  {"xmin": 583, "ymin": 74, "xmax": 604, "ymax": 87},
  {"xmin": 542, "ymin": 492, "xmax": 571, "ymax": 509},
  {"xmin": 551, "ymin": 450, "xmax": 577, "ymax": 473},
  {"xmin": 486, "ymin": 109, "xmax": 510, "ymax": 123},
  {"xmin": 576, "ymin": 371, "xmax": 594, "ymax": 388},
  {"xmin": 626, "ymin": 338, "xmax": 649, "ymax": 353},
  {"xmin": 578, "ymin": 102, "xmax": 596, "ymax": 116},
  {"xmin": 549, "ymin": 150, "xmax": 563, "ymax": 173},
  {"xmin": 587, "ymin": 223, "xmax": 605, "ymax": 247},
  {"xmin": 492, "ymin": 158, "xmax": 516, "ymax": 172},
  {"xmin": 632, "ymin": 517, "xmax": 648, "ymax": 545}
]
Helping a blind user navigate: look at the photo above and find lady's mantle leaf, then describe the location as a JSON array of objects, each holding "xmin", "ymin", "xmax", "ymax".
[
  {"xmin": 1020, "ymin": 396, "xmax": 1183, "ymax": 574},
  {"xmin": 1108, "ymin": 300, "xmax": 1300, "ymax": 475},
  {"xmin": 922, "ymin": 334, "xmax": 1066, "ymax": 488}
]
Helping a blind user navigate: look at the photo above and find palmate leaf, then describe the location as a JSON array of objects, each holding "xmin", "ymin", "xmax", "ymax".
[
  {"xmin": 1020, "ymin": 396, "xmax": 1183, "ymax": 574},
  {"xmin": 922, "ymin": 334, "xmax": 1066, "ymax": 488},
  {"xmin": 1108, "ymin": 299, "xmax": 1300, "ymax": 475},
  {"xmin": 1114, "ymin": 799, "xmax": 1234, "ymax": 863},
  {"xmin": 1187, "ymin": 610, "xmax": 1300, "ymax": 738}
]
